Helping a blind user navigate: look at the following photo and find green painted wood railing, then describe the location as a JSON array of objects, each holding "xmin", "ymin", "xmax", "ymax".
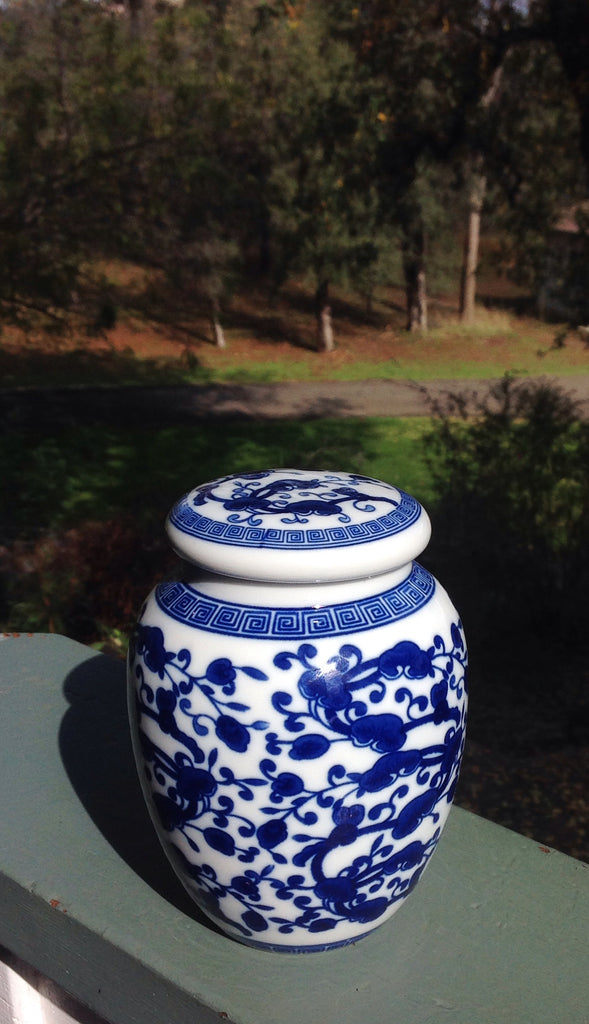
[{"xmin": 1, "ymin": 633, "xmax": 588, "ymax": 1024}]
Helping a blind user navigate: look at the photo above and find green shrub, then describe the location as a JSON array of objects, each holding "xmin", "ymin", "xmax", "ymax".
[{"xmin": 425, "ymin": 375, "xmax": 589, "ymax": 644}]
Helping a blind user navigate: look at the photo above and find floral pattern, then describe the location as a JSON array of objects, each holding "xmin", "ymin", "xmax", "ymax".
[
  {"xmin": 167, "ymin": 470, "xmax": 422, "ymax": 556},
  {"xmin": 192, "ymin": 472, "xmax": 400, "ymax": 526},
  {"xmin": 129, "ymin": 616, "xmax": 467, "ymax": 949}
]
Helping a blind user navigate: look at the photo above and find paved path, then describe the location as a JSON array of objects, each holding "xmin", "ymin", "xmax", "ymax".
[{"xmin": 3, "ymin": 375, "xmax": 589, "ymax": 426}]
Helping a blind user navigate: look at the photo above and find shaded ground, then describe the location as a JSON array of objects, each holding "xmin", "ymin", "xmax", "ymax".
[{"xmin": 4, "ymin": 374, "xmax": 589, "ymax": 427}]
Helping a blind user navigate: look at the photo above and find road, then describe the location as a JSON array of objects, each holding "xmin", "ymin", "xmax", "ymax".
[{"xmin": 3, "ymin": 375, "xmax": 589, "ymax": 426}]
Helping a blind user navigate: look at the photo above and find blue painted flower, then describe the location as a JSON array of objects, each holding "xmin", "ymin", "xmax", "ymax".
[
  {"xmin": 379, "ymin": 641, "xmax": 433, "ymax": 679},
  {"xmin": 381, "ymin": 840, "xmax": 426, "ymax": 874},
  {"xmin": 308, "ymin": 918, "xmax": 337, "ymax": 933},
  {"xmin": 215, "ymin": 714, "xmax": 250, "ymax": 753},
  {"xmin": 392, "ymin": 789, "xmax": 440, "ymax": 839},
  {"xmin": 347, "ymin": 896, "xmax": 389, "ymax": 924},
  {"xmin": 206, "ymin": 658, "xmax": 237, "ymax": 688},
  {"xmin": 333, "ymin": 803, "xmax": 364, "ymax": 827},
  {"xmin": 258, "ymin": 818, "xmax": 288, "ymax": 850},
  {"xmin": 431, "ymin": 680, "xmax": 451, "ymax": 724},
  {"xmin": 439, "ymin": 726, "xmax": 464, "ymax": 778},
  {"xmin": 153, "ymin": 792, "xmax": 185, "ymax": 831},
  {"xmin": 176, "ymin": 765, "xmax": 217, "ymax": 803},
  {"xmin": 155, "ymin": 687, "xmax": 177, "ymax": 734},
  {"xmin": 451, "ymin": 621, "xmax": 464, "ymax": 651},
  {"xmin": 231, "ymin": 875, "xmax": 260, "ymax": 900},
  {"xmin": 271, "ymin": 772, "xmax": 305, "ymax": 798},
  {"xmin": 136, "ymin": 625, "xmax": 170, "ymax": 677}
]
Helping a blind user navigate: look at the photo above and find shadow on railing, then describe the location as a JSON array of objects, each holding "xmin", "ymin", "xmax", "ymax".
[{"xmin": 58, "ymin": 651, "xmax": 220, "ymax": 933}]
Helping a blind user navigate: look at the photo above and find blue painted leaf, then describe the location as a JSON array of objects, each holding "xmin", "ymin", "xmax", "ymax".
[
  {"xmin": 371, "ymin": 834, "xmax": 383, "ymax": 855},
  {"xmin": 308, "ymin": 918, "xmax": 337, "ymax": 933},
  {"xmin": 289, "ymin": 734, "xmax": 330, "ymax": 760},
  {"xmin": 203, "ymin": 827, "xmax": 235, "ymax": 856},
  {"xmin": 242, "ymin": 909, "xmax": 268, "ymax": 933},
  {"xmin": 241, "ymin": 666, "xmax": 269, "ymax": 680}
]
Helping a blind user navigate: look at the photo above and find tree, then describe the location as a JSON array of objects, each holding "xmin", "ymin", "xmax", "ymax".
[
  {"xmin": 543, "ymin": 0, "xmax": 589, "ymax": 171},
  {"xmin": 454, "ymin": 1, "xmax": 587, "ymax": 319},
  {"xmin": 0, "ymin": 0, "xmax": 155, "ymax": 331},
  {"xmin": 482, "ymin": 38, "xmax": 585, "ymax": 301},
  {"xmin": 238, "ymin": 2, "xmax": 381, "ymax": 351},
  {"xmin": 334, "ymin": 1, "xmax": 500, "ymax": 330}
]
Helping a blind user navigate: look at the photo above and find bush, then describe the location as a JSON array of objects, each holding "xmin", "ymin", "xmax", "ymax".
[
  {"xmin": 424, "ymin": 375, "xmax": 589, "ymax": 645},
  {"xmin": 1, "ymin": 519, "xmax": 172, "ymax": 645}
]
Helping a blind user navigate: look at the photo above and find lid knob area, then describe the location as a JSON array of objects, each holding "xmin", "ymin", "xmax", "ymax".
[{"xmin": 166, "ymin": 469, "xmax": 431, "ymax": 583}]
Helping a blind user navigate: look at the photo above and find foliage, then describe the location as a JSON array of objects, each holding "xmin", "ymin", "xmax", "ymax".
[
  {"xmin": 1, "ymin": 0, "xmax": 589, "ymax": 339},
  {"xmin": 485, "ymin": 41, "xmax": 586, "ymax": 291},
  {"xmin": 425, "ymin": 374, "xmax": 589, "ymax": 641}
]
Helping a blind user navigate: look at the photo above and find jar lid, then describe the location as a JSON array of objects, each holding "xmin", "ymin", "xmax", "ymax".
[{"xmin": 166, "ymin": 469, "xmax": 431, "ymax": 583}]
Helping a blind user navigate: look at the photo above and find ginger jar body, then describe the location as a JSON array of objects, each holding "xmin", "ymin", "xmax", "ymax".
[{"xmin": 127, "ymin": 470, "xmax": 467, "ymax": 952}]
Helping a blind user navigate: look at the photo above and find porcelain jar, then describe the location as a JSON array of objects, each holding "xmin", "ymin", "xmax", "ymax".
[{"xmin": 127, "ymin": 469, "xmax": 467, "ymax": 952}]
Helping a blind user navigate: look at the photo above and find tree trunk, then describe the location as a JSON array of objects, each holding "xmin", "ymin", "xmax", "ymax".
[
  {"xmin": 316, "ymin": 280, "xmax": 335, "ymax": 352},
  {"xmin": 460, "ymin": 173, "xmax": 486, "ymax": 323},
  {"xmin": 458, "ymin": 65, "xmax": 502, "ymax": 323},
  {"xmin": 211, "ymin": 297, "xmax": 226, "ymax": 349},
  {"xmin": 401, "ymin": 225, "xmax": 428, "ymax": 332}
]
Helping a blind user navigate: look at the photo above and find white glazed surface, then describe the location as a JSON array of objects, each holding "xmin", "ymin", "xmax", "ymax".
[{"xmin": 128, "ymin": 561, "xmax": 467, "ymax": 951}]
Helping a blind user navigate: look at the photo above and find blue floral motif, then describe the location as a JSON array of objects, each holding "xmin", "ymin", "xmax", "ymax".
[
  {"xmin": 192, "ymin": 473, "xmax": 400, "ymax": 527},
  {"xmin": 130, "ymin": 617, "xmax": 467, "ymax": 945}
]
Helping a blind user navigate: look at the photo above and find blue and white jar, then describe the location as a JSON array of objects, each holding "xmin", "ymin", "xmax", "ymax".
[{"xmin": 128, "ymin": 469, "xmax": 467, "ymax": 952}]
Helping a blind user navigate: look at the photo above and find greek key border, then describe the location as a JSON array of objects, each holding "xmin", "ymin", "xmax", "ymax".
[
  {"xmin": 155, "ymin": 562, "xmax": 434, "ymax": 639},
  {"xmin": 168, "ymin": 489, "xmax": 420, "ymax": 550}
]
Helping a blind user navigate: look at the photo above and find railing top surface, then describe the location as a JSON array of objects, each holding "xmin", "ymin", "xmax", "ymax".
[{"xmin": 1, "ymin": 632, "xmax": 588, "ymax": 1024}]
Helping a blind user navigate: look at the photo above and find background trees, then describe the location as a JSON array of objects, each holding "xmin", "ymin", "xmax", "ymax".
[{"xmin": 0, "ymin": 0, "xmax": 587, "ymax": 345}]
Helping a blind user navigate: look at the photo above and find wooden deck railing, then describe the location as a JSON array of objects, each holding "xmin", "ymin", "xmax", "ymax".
[{"xmin": 1, "ymin": 633, "xmax": 588, "ymax": 1024}]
